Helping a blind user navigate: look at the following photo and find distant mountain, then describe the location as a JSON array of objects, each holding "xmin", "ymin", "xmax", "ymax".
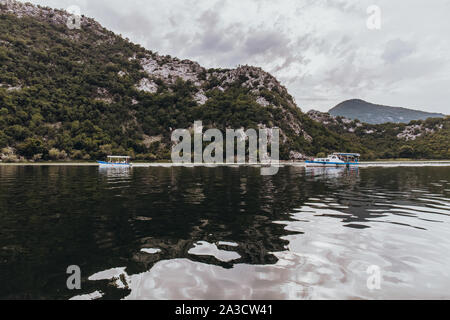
[{"xmin": 329, "ymin": 99, "xmax": 445, "ymax": 124}]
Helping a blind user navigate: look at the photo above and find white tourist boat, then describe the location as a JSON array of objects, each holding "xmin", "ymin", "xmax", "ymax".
[
  {"xmin": 97, "ymin": 156, "xmax": 132, "ymax": 167},
  {"xmin": 305, "ymin": 153, "xmax": 360, "ymax": 167}
]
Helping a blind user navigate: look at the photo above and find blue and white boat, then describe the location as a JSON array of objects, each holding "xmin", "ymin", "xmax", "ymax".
[
  {"xmin": 305, "ymin": 153, "xmax": 360, "ymax": 167},
  {"xmin": 97, "ymin": 156, "xmax": 132, "ymax": 167}
]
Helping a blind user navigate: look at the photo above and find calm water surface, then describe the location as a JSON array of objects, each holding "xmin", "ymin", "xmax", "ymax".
[{"xmin": 1, "ymin": 165, "xmax": 450, "ymax": 299}]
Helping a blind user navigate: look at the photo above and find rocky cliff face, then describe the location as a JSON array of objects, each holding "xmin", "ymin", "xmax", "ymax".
[
  {"xmin": 307, "ymin": 110, "xmax": 363, "ymax": 133},
  {"xmin": 0, "ymin": 0, "xmax": 105, "ymax": 33},
  {"xmin": 134, "ymin": 52, "xmax": 294, "ymax": 110}
]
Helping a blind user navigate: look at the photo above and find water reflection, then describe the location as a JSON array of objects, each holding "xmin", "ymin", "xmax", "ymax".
[
  {"xmin": 188, "ymin": 241, "xmax": 241, "ymax": 263},
  {"xmin": 305, "ymin": 166, "xmax": 355, "ymax": 178},
  {"xmin": 98, "ymin": 167, "xmax": 132, "ymax": 182},
  {"xmin": 0, "ymin": 165, "xmax": 450, "ymax": 299}
]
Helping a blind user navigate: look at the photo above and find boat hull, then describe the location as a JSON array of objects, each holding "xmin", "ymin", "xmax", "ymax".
[
  {"xmin": 97, "ymin": 161, "xmax": 132, "ymax": 167},
  {"xmin": 305, "ymin": 160, "xmax": 359, "ymax": 167}
]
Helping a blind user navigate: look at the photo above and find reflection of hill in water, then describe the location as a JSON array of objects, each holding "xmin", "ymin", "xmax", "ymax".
[
  {"xmin": 77, "ymin": 166, "xmax": 313, "ymax": 299},
  {"xmin": 1, "ymin": 166, "xmax": 450, "ymax": 299}
]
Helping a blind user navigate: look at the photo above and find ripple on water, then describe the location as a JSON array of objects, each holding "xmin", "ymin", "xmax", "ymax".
[{"xmin": 2, "ymin": 165, "xmax": 450, "ymax": 300}]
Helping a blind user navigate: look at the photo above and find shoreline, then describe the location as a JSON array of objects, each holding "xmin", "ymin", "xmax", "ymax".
[{"xmin": 1, "ymin": 160, "xmax": 450, "ymax": 167}]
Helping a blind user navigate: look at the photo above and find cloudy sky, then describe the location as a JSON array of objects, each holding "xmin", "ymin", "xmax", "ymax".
[{"xmin": 20, "ymin": 0, "xmax": 450, "ymax": 113}]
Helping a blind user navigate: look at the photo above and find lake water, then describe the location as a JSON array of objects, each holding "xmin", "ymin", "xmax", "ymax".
[{"xmin": 1, "ymin": 165, "xmax": 450, "ymax": 300}]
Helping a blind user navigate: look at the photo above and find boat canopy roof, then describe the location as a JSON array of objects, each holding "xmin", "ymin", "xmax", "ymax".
[
  {"xmin": 107, "ymin": 155, "xmax": 131, "ymax": 159},
  {"xmin": 333, "ymin": 153, "xmax": 360, "ymax": 157}
]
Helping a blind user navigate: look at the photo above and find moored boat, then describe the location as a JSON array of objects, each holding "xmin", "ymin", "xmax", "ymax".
[
  {"xmin": 97, "ymin": 156, "xmax": 132, "ymax": 167},
  {"xmin": 305, "ymin": 153, "xmax": 360, "ymax": 167}
]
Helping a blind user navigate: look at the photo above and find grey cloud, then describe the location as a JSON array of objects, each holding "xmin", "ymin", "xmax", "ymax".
[
  {"xmin": 244, "ymin": 30, "xmax": 290, "ymax": 56},
  {"xmin": 382, "ymin": 39, "xmax": 416, "ymax": 64}
]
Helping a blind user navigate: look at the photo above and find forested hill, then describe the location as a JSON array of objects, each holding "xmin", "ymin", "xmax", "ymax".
[{"xmin": 0, "ymin": 0, "xmax": 361, "ymax": 162}]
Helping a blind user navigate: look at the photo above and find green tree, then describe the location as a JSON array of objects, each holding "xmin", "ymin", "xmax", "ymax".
[
  {"xmin": 399, "ymin": 145, "xmax": 415, "ymax": 158},
  {"xmin": 16, "ymin": 138, "xmax": 45, "ymax": 158}
]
